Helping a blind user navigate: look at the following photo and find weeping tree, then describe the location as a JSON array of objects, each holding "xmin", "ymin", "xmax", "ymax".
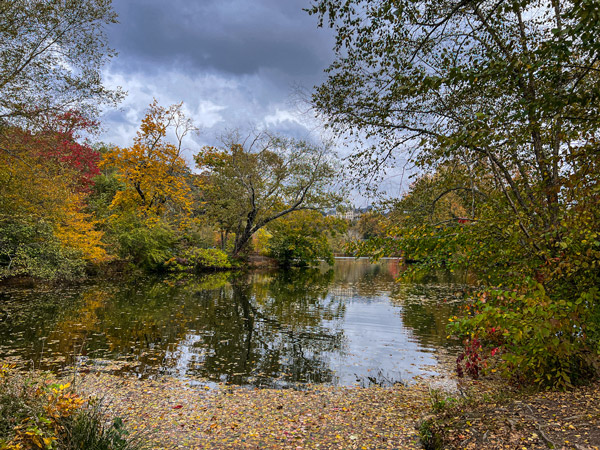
[{"xmin": 195, "ymin": 132, "xmax": 342, "ymax": 256}]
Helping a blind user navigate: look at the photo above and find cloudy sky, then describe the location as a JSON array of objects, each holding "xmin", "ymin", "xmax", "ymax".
[
  {"xmin": 101, "ymin": 1, "xmax": 332, "ymax": 150},
  {"xmin": 99, "ymin": 0, "xmax": 410, "ymax": 202}
]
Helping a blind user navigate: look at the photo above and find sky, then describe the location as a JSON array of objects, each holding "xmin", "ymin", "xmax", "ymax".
[
  {"xmin": 99, "ymin": 0, "xmax": 411, "ymax": 203},
  {"xmin": 101, "ymin": 0, "xmax": 333, "ymax": 153}
]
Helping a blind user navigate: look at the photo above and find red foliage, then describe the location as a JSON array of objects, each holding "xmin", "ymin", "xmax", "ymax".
[
  {"xmin": 456, "ymin": 337, "xmax": 483, "ymax": 379},
  {"xmin": 36, "ymin": 111, "xmax": 101, "ymax": 191}
]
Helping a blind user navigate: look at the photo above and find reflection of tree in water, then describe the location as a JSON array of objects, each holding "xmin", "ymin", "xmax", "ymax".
[
  {"xmin": 0, "ymin": 287, "xmax": 83, "ymax": 367},
  {"xmin": 4, "ymin": 269, "xmax": 346, "ymax": 386},
  {"xmin": 0, "ymin": 263, "xmax": 464, "ymax": 386},
  {"xmin": 0, "ymin": 275, "xmax": 235, "ymax": 372},
  {"xmin": 330, "ymin": 259, "xmax": 399, "ymax": 299},
  {"xmin": 190, "ymin": 268, "xmax": 345, "ymax": 386},
  {"xmin": 389, "ymin": 281, "xmax": 465, "ymax": 349}
]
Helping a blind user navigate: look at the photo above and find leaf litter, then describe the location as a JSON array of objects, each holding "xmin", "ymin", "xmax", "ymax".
[{"xmin": 76, "ymin": 372, "xmax": 430, "ymax": 449}]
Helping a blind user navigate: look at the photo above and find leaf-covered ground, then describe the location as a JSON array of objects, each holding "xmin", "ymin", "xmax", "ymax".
[
  {"xmin": 427, "ymin": 379, "xmax": 600, "ymax": 450},
  {"xmin": 76, "ymin": 373, "xmax": 430, "ymax": 449}
]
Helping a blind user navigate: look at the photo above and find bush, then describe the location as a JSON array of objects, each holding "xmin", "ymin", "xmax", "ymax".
[
  {"xmin": 267, "ymin": 211, "xmax": 343, "ymax": 268},
  {"xmin": 0, "ymin": 365, "xmax": 144, "ymax": 450},
  {"xmin": 112, "ymin": 215, "xmax": 176, "ymax": 271},
  {"xmin": 450, "ymin": 282, "xmax": 600, "ymax": 389},
  {"xmin": 0, "ymin": 219, "xmax": 86, "ymax": 281},
  {"xmin": 165, "ymin": 248, "xmax": 232, "ymax": 272}
]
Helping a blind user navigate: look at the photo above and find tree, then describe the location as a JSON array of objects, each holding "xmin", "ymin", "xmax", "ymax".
[
  {"xmin": 0, "ymin": 0, "xmax": 122, "ymax": 128},
  {"xmin": 195, "ymin": 132, "xmax": 341, "ymax": 256},
  {"xmin": 267, "ymin": 210, "xmax": 346, "ymax": 267},
  {"xmin": 357, "ymin": 211, "xmax": 388, "ymax": 240},
  {"xmin": 101, "ymin": 101, "xmax": 197, "ymax": 220},
  {"xmin": 308, "ymin": 0, "xmax": 600, "ymax": 262},
  {"xmin": 309, "ymin": 0, "xmax": 600, "ymax": 387},
  {"xmin": 0, "ymin": 115, "xmax": 108, "ymax": 278},
  {"xmin": 0, "ymin": 0, "xmax": 121, "ymax": 279}
]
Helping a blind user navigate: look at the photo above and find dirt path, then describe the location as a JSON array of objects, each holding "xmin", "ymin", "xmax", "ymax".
[{"xmin": 77, "ymin": 373, "xmax": 430, "ymax": 449}]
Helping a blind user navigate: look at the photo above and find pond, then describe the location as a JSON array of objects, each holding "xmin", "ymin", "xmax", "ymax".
[{"xmin": 0, "ymin": 259, "xmax": 465, "ymax": 388}]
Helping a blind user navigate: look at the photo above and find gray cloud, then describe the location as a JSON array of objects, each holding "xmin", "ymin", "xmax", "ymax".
[
  {"xmin": 98, "ymin": 0, "xmax": 397, "ymax": 204},
  {"xmin": 100, "ymin": 0, "xmax": 335, "ymax": 151},
  {"xmin": 108, "ymin": 0, "xmax": 333, "ymax": 78}
]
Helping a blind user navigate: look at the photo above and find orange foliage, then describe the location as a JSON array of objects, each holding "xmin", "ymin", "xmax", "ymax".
[
  {"xmin": 101, "ymin": 100, "xmax": 197, "ymax": 221},
  {"xmin": 54, "ymin": 193, "xmax": 108, "ymax": 262},
  {"xmin": 0, "ymin": 121, "xmax": 108, "ymax": 264}
]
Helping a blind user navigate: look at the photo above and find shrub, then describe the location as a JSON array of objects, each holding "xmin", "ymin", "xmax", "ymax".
[
  {"xmin": 112, "ymin": 215, "xmax": 176, "ymax": 271},
  {"xmin": 450, "ymin": 282, "xmax": 600, "ymax": 389},
  {"xmin": 0, "ymin": 219, "xmax": 86, "ymax": 281},
  {"xmin": 165, "ymin": 248, "xmax": 232, "ymax": 272},
  {"xmin": 267, "ymin": 211, "xmax": 343, "ymax": 268}
]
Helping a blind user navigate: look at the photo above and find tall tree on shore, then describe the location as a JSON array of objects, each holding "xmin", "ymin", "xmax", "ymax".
[
  {"xmin": 195, "ymin": 132, "xmax": 341, "ymax": 256},
  {"xmin": 101, "ymin": 101, "xmax": 197, "ymax": 221},
  {"xmin": 308, "ymin": 0, "xmax": 600, "ymax": 262}
]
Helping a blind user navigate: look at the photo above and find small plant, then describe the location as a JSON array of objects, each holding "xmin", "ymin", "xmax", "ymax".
[
  {"xmin": 58, "ymin": 404, "xmax": 145, "ymax": 450},
  {"xmin": 0, "ymin": 368, "xmax": 145, "ymax": 450},
  {"xmin": 418, "ymin": 419, "xmax": 443, "ymax": 450},
  {"xmin": 456, "ymin": 337, "xmax": 483, "ymax": 380},
  {"xmin": 428, "ymin": 388, "xmax": 458, "ymax": 413}
]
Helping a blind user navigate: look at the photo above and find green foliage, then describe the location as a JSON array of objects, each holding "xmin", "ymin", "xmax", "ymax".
[
  {"xmin": 450, "ymin": 283, "xmax": 600, "ymax": 389},
  {"xmin": 269, "ymin": 231, "xmax": 332, "ymax": 268},
  {"xmin": 418, "ymin": 418, "xmax": 443, "ymax": 450},
  {"xmin": 428, "ymin": 389, "xmax": 458, "ymax": 414},
  {"xmin": 195, "ymin": 132, "xmax": 342, "ymax": 255},
  {"xmin": 111, "ymin": 215, "xmax": 176, "ymax": 271},
  {"xmin": 58, "ymin": 405, "xmax": 145, "ymax": 450},
  {"xmin": 165, "ymin": 248, "xmax": 233, "ymax": 272},
  {"xmin": 267, "ymin": 211, "xmax": 345, "ymax": 268},
  {"xmin": 87, "ymin": 158, "xmax": 124, "ymax": 221},
  {"xmin": 0, "ymin": 218, "xmax": 86, "ymax": 281}
]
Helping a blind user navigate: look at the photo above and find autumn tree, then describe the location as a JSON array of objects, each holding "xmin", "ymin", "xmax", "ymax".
[
  {"xmin": 0, "ymin": 0, "xmax": 122, "ymax": 128},
  {"xmin": 0, "ymin": 0, "xmax": 121, "ymax": 279},
  {"xmin": 357, "ymin": 211, "xmax": 388, "ymax": 240},
  {"xmin": 195, "ymin": 132, "xmax": 341, "ymax": 256},
  {"xmin": 101, "ymin": 101, "xmax": 197, "ymax": 220},
  {"xmin": 310, "ymin": 0, "xmax": 600, "ymax": 387},
  {"xmin": 98, "ymin": 102, "xmax": 201, "ymax": 269},
  {"xmin": 0, "ymin": 113, "xmax": 107, "ymax": 279},
  {"xmin": 309, "ymin": 0, "xmax": 600, "ymax": 262}
]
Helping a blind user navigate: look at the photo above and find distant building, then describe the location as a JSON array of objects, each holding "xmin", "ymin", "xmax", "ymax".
[{"xmin": 326, "ymin": 206, "xmax": 372, "ymax": 222}]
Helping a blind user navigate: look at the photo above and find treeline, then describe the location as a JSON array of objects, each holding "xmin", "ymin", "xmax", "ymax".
[
  {"xmin": 0, "ymin": 2, "xmax": 346, "ymax": 281},
  {"xmin": 0, "ymin": 100, "xmax": 344, "ymax": 280}
]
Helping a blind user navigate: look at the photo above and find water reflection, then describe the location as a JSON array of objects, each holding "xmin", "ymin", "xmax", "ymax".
[{"xmin": 0, "ymin": 259, "xmax": 464, "ymax": 387}]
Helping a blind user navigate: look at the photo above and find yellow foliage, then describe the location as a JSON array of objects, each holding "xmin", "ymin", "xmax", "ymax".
[
  {"xmin": 0, "ymin": 131, "xmax": 70, "ymax": 221},
  {"xmin": 101, "ymin": 100, "xmax": 197, "ymax": 221},
  {"xmin": 54, "ymin": 193, "xmax": 109, "ymax": 262},
  {"xmin": 0, "ymin": 126, "xmax": 112, "ymax": 271}
]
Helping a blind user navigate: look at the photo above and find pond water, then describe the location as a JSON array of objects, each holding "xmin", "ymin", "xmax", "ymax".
[{"xmin": 0, "ymin": 259, "xmax": 465, "ymax": 388}]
